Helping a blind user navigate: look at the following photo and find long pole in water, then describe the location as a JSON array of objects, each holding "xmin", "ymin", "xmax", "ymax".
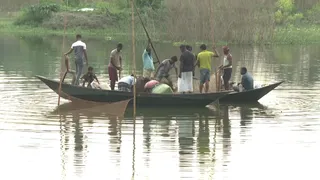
[
  {"xmin": 58, "ymin": 15, "xmax": 67, "ymax": 106},
  {"xmin": 133, "ymin": 3, "xmax": 160, "ymax": 64},
  {"xmin": 131, "ymin": 0, "xmax": 137, "ymax": 117},
  {"xmin": 208, "ymin": 0, "xmax": 219, "ymax": 92}
]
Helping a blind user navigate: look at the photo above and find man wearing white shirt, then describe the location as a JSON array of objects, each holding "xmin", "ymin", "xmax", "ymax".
[{"xmin": 64, "ymin": 34, "xmax": 88, "ymax": 85}]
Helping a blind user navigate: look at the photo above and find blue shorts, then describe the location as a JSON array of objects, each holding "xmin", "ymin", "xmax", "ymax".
[{"xmin": 200, "ymin": 68, "xmax": 210, "ymax": 84}]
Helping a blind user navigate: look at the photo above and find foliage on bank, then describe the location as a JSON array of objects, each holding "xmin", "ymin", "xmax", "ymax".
[{"xmin": 8, "ymin": 0, "xmax": 320, "ymax": 44}]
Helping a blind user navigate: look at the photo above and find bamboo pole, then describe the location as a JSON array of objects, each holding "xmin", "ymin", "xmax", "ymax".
[
  {"xmin": 133, "ymin": 3, "xmax": 160, "ymax": 64},
  {"xmin": 131, "ymin": 0, "xmax": 136, "ymax": 117},
  {"xmin": 208, "ymin": 0, "xmax": 219, "ymax": 92},
  {"xmin": 58, "ymin": 15, "xmax": 67, "ymax": 106}
]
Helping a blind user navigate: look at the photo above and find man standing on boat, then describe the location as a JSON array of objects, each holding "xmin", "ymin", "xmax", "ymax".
[
  {"xmin": 195, "ymin": 44, "xmax": 219, "ymax": 93},
  {"xmin": 178, "ymin": 44, "xmax": 195, "ymax": 93},
  {"xmin": 64, "ymin": 34, "xmax": 88, "ymax": 86},
  {"xmin": 186, "ymin": 45, "xmax": 197, "ymax": 60},
  {"xmin": 219, "ymin": 46, "xmax": 233, "ymax": 90},
  {"xmin": 142, "ymin": 43, "xmax": 156, "ymax": 78},
  {"xmin": 108, "ymin": 43, "xmax": 123, "ymax": 90}
]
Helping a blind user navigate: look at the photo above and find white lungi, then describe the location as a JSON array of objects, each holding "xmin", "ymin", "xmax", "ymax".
[{"xmin": 177, "ymin": 71, "xmax": 193, "ymax": 93}]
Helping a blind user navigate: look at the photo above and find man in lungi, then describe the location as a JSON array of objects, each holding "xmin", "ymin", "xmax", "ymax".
[
  {"xmin": 108, "ymin": 43, "xmax": 123, "ymax": 90},
  {"xmin": 178, "ymin": 44, "xmax": 195, "ymax": 93}
]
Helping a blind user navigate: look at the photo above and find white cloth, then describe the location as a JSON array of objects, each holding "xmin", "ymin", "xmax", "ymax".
[
  {"xmin": 177, "ymin": 71, "xmax": 193, "ymax": 93},
  {"xmin": 90, "ymin": 81, "xmax": 111, "ymax": 90}
]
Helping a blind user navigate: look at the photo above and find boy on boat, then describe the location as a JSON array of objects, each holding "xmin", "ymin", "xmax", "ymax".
[
  {"xmin": 118, "ymin": 74, "xmax": 135, "ymax": 92},
  {"xmin": 178, "ymin": 44, "xmax": 195, "ymax": 93},
  {"xmin": 154, "ymin": 56, "xmax": 178, "ymax": 89},
  {"xmin": 64, "ymin": 34, "xmax": 88, "ymax": 86},
  {"xmin": 195, "ymin": 44, "xmax": 219, "ymax": 93},
  {"xmin": 81, "ymin": 66, "xmax": 100, "ymax": 89},
  {"xmin": 108, "ymin": 43, "xmax": 123, "ymax": 90}
]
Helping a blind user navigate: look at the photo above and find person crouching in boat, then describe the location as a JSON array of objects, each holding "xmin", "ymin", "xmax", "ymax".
[
  {"xmin": 233, "ymin": 67, "xmax": 254, "ymax": 92},
  {"xmin": 118, "ymin": 74, "xmax": 135, "ymax": 92},
  {"xmin": 154, "ymin": 56, "xmax": 178, "ymax": 90},
  {"xmin": 81, "ymin": 66, "xmax": 101, "ymax": 89}
]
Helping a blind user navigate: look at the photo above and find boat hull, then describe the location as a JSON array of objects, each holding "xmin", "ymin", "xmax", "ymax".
[
  {"xmin": 36, "ymin": 75, "xmax": 229, "ymax": 107},
  {"xmin": 219, "ymin": 81, "xmax": 284, "ymax": 103}
]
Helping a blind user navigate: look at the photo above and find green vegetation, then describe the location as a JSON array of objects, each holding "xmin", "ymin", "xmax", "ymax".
[{"xmin": 0, "ymin": 0, "xmax": 320, "ymax": 44}]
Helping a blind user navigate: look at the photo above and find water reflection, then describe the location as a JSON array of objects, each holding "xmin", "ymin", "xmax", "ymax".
[
  {"xmin": 29, "ymin": 101, "xmax": 311, "ymax": 179},
  {"xmin": 58, "ymin": 110, "xmax": 88, "ymax": 178}
]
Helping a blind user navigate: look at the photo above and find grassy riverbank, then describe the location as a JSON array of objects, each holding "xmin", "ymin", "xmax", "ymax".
[
  {"xmin": 2, "ymin": 18, "xmax": 320, "ymax": 45},
  {"xmin": 1, "ymin": 0, "xmax": 320, "ymax": 45}
]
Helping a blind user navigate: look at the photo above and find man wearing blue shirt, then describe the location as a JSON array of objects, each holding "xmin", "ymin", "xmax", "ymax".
[
  {"xmin": 142, "ymin": 45, "xmax": 156, "ymax": 78},
  {"xmin": 233, "ymin": 67, "xmax": 254, "ymax": 92}
]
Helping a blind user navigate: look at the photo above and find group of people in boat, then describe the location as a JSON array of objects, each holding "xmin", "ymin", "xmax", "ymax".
[{"xmin": 64, "ymin": 34, "xmax": 255, "ymax": 94}]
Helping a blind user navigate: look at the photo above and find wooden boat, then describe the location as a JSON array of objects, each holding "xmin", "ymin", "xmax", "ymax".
[
  {"xmin": 36, "ymin": 75, "xmax": 229, "ymax": 107},
  {"xmin": 219, "ymin": 81, "xmax": 284, "ymax": 103}
]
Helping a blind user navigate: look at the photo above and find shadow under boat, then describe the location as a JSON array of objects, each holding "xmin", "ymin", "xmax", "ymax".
[
  {"xmin": 52, "ymin": 101, "xmax": 268, "ymax": 119},
  {"xmin": 52, "ymin": 101, "xmax": 218, "ymax": 118}
]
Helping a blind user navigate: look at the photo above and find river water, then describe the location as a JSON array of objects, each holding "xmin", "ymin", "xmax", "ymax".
[{"xmin": 0, "ymin": 34, "xmax": 320, "ymax": 180}]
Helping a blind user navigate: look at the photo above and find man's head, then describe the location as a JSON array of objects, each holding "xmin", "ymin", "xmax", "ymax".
[
  {"xmin": 146, "ymin": 47, "xmax": 151, "ymax": 54},
  {"xmin": 76, "ymin": 34, "xmax": 82, "ymax": 40},
  {"xmin": 117, "ymin": 43, "xmax": 123, "ymax": 52},
  {"xmin": 223, "ymin": 46, "xmax": 230, "ymax": 55},
  {"xmin": 170, "ymin": 56, "xmax": 178, "ymax": 64},
  {"xmin": 200, "ymin": 44, "xmax": 207, "ymax": 51},
  {"xmin": 180, "ymin": 44, "xmax": 186, "ymax": 53},
  {"xmin": 130, "ymin": 74, "xmax": 134, "ymax": 77},
  {"xmin": 240, "ymin": 67, "xmax": 247, "ymax": 75},
  {"xmin": 88, "ymin": 66, "xmax": 93, "ymax": 72},
  {"xmin": 186, "ymin": 45, "xmax": 192, "ymax": 51}
]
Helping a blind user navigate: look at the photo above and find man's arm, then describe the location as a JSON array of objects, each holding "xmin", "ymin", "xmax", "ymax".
[
  {"xmin": 83, "ymin": 49, "xmax": 88, "ymax": 64},
  {"xmin": 194, "ymin": 55, "xmax": 200, "ymax": 68},
  {"xmin": 174, "ymin": 67, "xmax": 178, "ymax": 77},
  {"xmin": 119, "ymin": 56, "xmax": 122, "ymax": 70},
  {"xmin": 154, "ymin": 63, "xmax": 164, "ymax": 77},
  {"xmin": 179, "ymin": 55, "xmax": 183, "ymax": 78},
  {"xmin": 241, "ymin": 75, "xmax": 245, "ymax": 86},
  {"xmin": 212, "ymin": 47, "xmax": 219, "ymax": 57},
  {"xmin": 64, "ymin": 48, "xmax": 73, "ymax": 55},
  {"xmin": 94, "ymin": 75, "xmax": 100, "ymax": 84},
  {"xmin": 192, "ymin": 55, "xmax": 196, "ymax": 76}
]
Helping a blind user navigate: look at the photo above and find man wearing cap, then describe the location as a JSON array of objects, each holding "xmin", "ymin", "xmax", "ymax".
[{"xmin": 219, "ymin": 46, "xmax": 233, "ymax": 90}]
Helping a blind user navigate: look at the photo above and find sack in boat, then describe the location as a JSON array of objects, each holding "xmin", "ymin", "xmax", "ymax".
[
  {"xmin": 151, "ymin": 84, "xmax": 173, "ymax": 94},
  {"xmin": 144, "ymin": 80, "xmax": 160, "ymax": 90}
]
